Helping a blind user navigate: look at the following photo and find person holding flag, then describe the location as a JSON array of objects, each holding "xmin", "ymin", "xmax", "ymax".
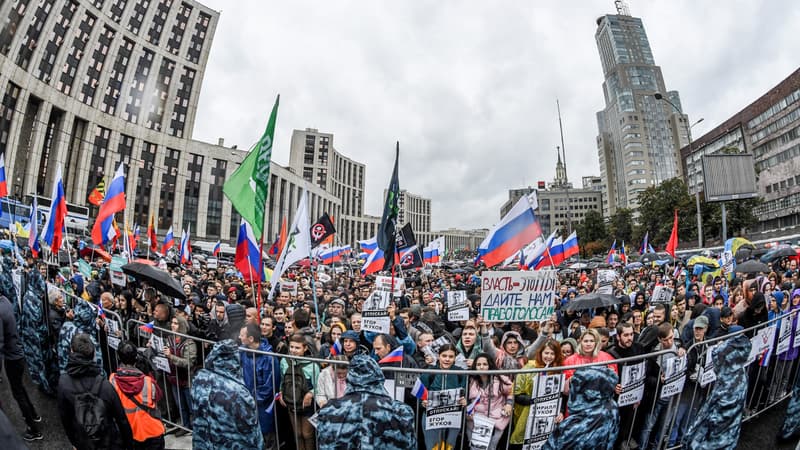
[
  {"xmin": 42, "ymin": 167, "xmax": 68, "ymax": 254},
  {"xmin": 162, "ymin": 226, "xmax": 175, "ymax": 254},
  {"xmin": 466, "ymin": 353, "xmax": 513, "ymax": 450},
  {"xmin": 28, "ymin": 197, "xmax": 40, "ymax": 258}
]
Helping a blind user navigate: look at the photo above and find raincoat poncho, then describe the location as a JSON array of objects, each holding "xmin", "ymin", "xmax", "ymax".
[
  {"xmin": 18, "ymin": 267, "xmax": 58, "ymax": 393},
  {"xmin": 57, "ymin": 298, "xmax": 102, "ymax": 374},
  {"xmin": 316, "ymin": 355, "xmax": 416, "ymax": 449},
  {"xmin": 542, "ymin": 366, "xmax": 619, "ymax": 450},
  {"xmin": 682, "ymin": 329, "xmax": 752, "ymax": 450}
]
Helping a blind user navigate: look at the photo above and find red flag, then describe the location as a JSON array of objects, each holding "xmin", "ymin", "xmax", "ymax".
[
  {"xmin": 665, "ymin": 209, "xmax": 679, "ymax": 257},
  {"xmin": 148, "ymin": 215, "xmax": 158, "ymax": 253},
  {"xmin": 277, "ymin": 216, "xmax": 287, "ymax": 257},
  {"xmin": 320, "ymin": 215, "xmax": 335, "ymax": 246},
  {"xmin": 88, "ymin": 178, "xmax": 105, "ymax": 206}
]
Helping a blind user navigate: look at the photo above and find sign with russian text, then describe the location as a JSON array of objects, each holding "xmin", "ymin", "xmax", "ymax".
[
  {"xmin": 447, "ymin": 290, "xmax": 470, "ymax": 322},
  {"xmin": 425, "ymin": 388, "xmax": 464, "ymax": 430},
  {"xmin": 522, "ymin": 374, "xmax": 564, "ymax": 450},
  {"xmin": 481, "ymin": 271, "xmax": 557, "ymax": 322},
  {"xmin": 650, "ymin": 286, "xmax": 674, "ymax": 304},
  {"xmin": 618, "ymin": 361, "xmax": 646, "ymax": 407},
  {"xmin": 660, "ymin": 355, "xmax": 687, "ymax": 399}
]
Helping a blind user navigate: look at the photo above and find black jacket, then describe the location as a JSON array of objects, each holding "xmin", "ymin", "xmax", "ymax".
[{"xmin": 57, "ymin": 354, "xmax": 133, "ymax": 449}]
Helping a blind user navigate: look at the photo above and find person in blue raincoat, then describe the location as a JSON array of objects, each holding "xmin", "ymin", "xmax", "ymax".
[
  {"xmin": 542, "ymin": 366, "xmax": 619, "ymax": 450},
  {"xmin": 316, "ymin": 355, "xmax": 416, "ymax": 449},
  {"xmin": 191, "ymin": 339, "xmax": 263, "ymax": 450},
  {"xmin": 239, "ymin": 323, "xmax": 280, "ymax": 448},
  {"xmin": 682, "ymin": 325, "xmax": 752, "ymax": 450},
  {"xmin": 18, "ymin": 262, "xmax": 57, "ymax": 393}
]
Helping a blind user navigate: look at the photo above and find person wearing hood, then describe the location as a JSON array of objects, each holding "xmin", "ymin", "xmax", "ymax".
[
  {"xmin": 18, "ymin": 263, "xmax": 57, "ymax": 395},
  {"xmin": 682, "ymin": 326, "xmax": 752, "ymax": 449},
  {"xmin": 316, "ymin": 355, "xmax": 416, "ymax": 449},
  {"xmin": 542, "ymin": 366, "xmax": 619, "ymax": 450},
  {"xmin": 69, "ymin": 273, "xmax": 90, "ymax": 301},
  {"xmin": 109, "ymin": 340, "xmax": 165, "ymax": 449},
  {"xmin": 57, "ymin": 333, "xmax": 133, "ymax": 449},
  {"xmin": 239, "ymin": 323, "xmax": 280, "ymax": 448},
  {"xmin": 57, "ymin": 298, "xmax": 102, "ymax": 374},
  {"xmin": 163, "ymin": 315, "xmax": 196, "ymax": 433},
  {"xmin": 191, "ymin": 339, "xmax": 264, "ymax": 450}
]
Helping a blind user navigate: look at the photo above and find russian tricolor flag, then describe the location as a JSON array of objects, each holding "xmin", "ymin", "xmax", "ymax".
[
  {"xmin": 0, "ymin": 153, "xmax": 8, "ymax": 198},
  {"xmin": 319, "ymin": 246, "xmax": 342, "ymax": 265},
  {"xmin": 548, "ymin": 237, "xmax": 566, "ymax": 266},
  {"xmin": 411, "ymin": 378, "xmax": 429, "ymax": 400},
  {"xmin": 213, "ymin": 240, "xmax": 221, "ymax": 257},
  {"xmin": 607, "ymin": 240, "xmax": 617, "ymax": 264},
  {"xmin": 138, "ymin": 321, "xmax": 154, "ymax": 333},
  {"xmin": 179, "ymin": 226, "xmax": 191, "ymax": 264},
  {"xmin": 235, "ymin": 218, "xmax": 265, "ymax": 283},
  {"xmin": 358, "ymin": 236, "xmax": 378, "ymax": 255},
  {"xmin": 478, "ymin": 194, "xmax": 542, "ymax": 268},
  {"xmin": 466, "ymin": 393, "xmax": 481, "ymax": 416},
  {"xmin": 28, "ymin": 197, "xmax": 40, "ymax": 258},
  {"xmin": 562, "ymin": 231, "xmax": 579, "ymax": 259},
  {"xmin": 330, "ymin": 339, "xmax": 342, "ymax": 356},
  {"xmin": 162, "ymin": 226, "xmax": 174, "ymax": 254},
  {"xmin": 639, "ymin": 232, "xmax": 649, "ymax": 255},
  {"xmin": 92, "ymin": 164, "xmax": 126, "ymax": 246},
  {"xmin": 42, "ymin": 167, "xmax": 68, "ymax": 254},
  {"xmin": 525, "ymin": 231, "xmax": 558, "ymax": 270},
  {"xmin": 379, "ymin": 346, "xmax": 404, "ymax": 364},
  {"xmin": 361, "ymin": 247, "xmax": 386, "ymax": 275}
]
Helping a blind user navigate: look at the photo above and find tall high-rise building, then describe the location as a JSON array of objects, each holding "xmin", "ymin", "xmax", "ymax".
[{"xmin": 594, "ymin": 9, "xmax": 692, "ymax": 216}]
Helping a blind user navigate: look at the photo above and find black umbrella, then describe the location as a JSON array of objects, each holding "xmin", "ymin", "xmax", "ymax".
[
  {"xmin": 640, "ymin": 253, "xmax": 659, "ymax": 263},
  {"xmin": 121, "ymin": 262, "xmax": 185, "ymax": 300},
  {"xmin": 735, "ymin": 259, "xmax": 771, "ymax": 274},
  {"xmin": 761, "ymin": 247, "xmax": 797, "ymax": 263},
  {"xmin": 565, "ymin": 292, "xmax": 621, "ymax": 312}
]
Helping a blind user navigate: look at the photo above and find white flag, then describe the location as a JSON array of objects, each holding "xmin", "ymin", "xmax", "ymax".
[{"xmin": 269, "ymin": 190, "xmax": 311, "ymax": 299}]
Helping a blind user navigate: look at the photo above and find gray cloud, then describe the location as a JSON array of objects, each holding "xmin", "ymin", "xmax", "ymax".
[{"xmin": 194, "ymin": 0, "xmax": 800, "ymax": 230}]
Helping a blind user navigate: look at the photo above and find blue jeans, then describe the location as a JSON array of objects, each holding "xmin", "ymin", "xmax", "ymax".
[
  {"xmin": 172, "ymin": 384, "xmax": 192, "ymax": 427},
  {"xmin": 640, "ymin": 397, "xmax": 670, "ymax": 450}
]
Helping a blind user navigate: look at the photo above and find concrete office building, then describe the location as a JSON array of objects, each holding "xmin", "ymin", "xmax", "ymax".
[
  {"xmin": 594, "ymin": 9, "xmax": 692, "ymax": 216},
  {"xmin": 499, "ymin": 153, "xmax": 601, "ymax": 237},
  {"xmin": 0, "ymin": 0, "xmax": 342, "ymax": 248},
  {"xmin": 680, "ymin": 68, "xmax": 800, "ymax": 234}
]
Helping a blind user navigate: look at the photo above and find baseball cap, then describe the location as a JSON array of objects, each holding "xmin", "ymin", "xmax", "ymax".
[
  {"xmin": 330, "ymin": 298, "xmax": 346, "ymax": 307},
  {"xmin": 693, "ymin": 315, "xmax": 709, "ymax": 329}
]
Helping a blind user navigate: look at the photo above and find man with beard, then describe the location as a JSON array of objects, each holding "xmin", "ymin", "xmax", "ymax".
[{"xmin": 608, "ymin": 322, "xmax": 645, "ymax": 450}]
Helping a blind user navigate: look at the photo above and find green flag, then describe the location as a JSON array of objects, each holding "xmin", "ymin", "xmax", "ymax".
[{"xmin": 223, "ymin": 95, "xmax": 279, "ymax": 238}]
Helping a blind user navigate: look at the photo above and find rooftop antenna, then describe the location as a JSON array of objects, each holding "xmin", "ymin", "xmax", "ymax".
[{"xmin": 615, "ymin": 0, "xmax": 631, "ymax": 15}]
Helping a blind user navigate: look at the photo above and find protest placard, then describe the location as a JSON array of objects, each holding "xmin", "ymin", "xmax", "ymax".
[
  {"xmin": 748, "ymin": 326, "xmax": 775, "ymax": 365},
  {"xmin": 470, "ymin": 414, "xmax": 495, "ymax": 450},
  {"xmin": 618, "ymin": 361, "xmax": 646, "ymax": 407},
  {"xmin": 650, "ymin": 286, "xmax": 674, "ymax": 304},
  {"xmin": 425, "ymin": 388, "xmax": 464, "ymax": 430},
  {"xmin": 777, "ymin": 316, "xmax": 793, "ymax": 355},
  {"xmin": 150, "ymin": 335, "xmax": 164, "ymax": 354},
  {"xmin": 522, "ymin": 374, "xmax": 563, "ymax": 450},
  {"xmin": 362, "ymin": 290, "xmax": 391, "ymax": 333},
  {"xmin": 660, "ymin": 355, "xmax": 687, "ymax": 399},
  {"xmin": 481, "ymin": 271, "xmax": 557, "ymax": 322},
  {"xmin": 794, "ymin": 312, "xmax": 800, "ymax": 349},
  {"xmin": 153, "ymin": 356, "xmax": 170, "ymax": 373},
  {"xmin": 699, "ymin": 345, "xmax": 717, "ymax": 387},
  {"xmin": 596, "ymin": 270, "xmax": 617, "ymax": 294},
  {"xmin": 206, "ymin": 257, "xmax": 218, "ymax": 269},
  {"xmin": 110, "ymin": 256, "xmax": 127, "ymax": 287},
  {"xmin": 281, "ymin": 281, "xmax": 298, "ymax": 296},
  {"xmin": 447, "ymin": 290, "xmax": 470, "ymax": 322},
  {"xmin": 375, "ymin": 275, "xmax": 405, "ymax": 297}
]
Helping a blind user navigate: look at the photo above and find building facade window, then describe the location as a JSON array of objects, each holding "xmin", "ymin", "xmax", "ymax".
[
  {"xmin": 186, "ymin": 11, "xmax": 210, "ymax": 64},
  {"xmin": 147, "ymin": 0, "xmax": 172, "ymax": 45},
  {"xmin": 57, "ymin": 10, "xmax": 96, "ymax": 96},
  {"xmin": 101, "ymin": 37, "xmax": 134, "ymax": 115},
  {"xmin": 0, "ymin": 0, "xmax": 31, "ymax": 56},
  {"xmin": 127, "ymin": 0, "xmax": 149, "ymax": 35},
  {"xmin": 35, "ymin": 0, "xmax": 77, "ymax": 82},
  {"xmin": 123, "ymin": 48, "xmax": 154, "ymax": 124},
  {"xmin": 158, "ymin": 148, "xmax": 179, "ymax": 229},
  {"xmin": 168, "ymin": 66, "xmax": 193, "ymax": 137},
  {"xmin": 134, "ymin": 141, "xmax": 156, "ymax": 226},
  {"xmin": 16, "ymin": 0, "xmax": 54, "ymax": 71},
  {"xmin": 146, "ymin": 57, "xmax": 174, "ymax": 131},
  {"xmin": 79, "ymin": 25, "xmax": 115, "ymax": 106},
  {"xmin": 206, "ymin": 158, "xmax": 225, "ymax": 237},
  {"xmin": 166, "ymin": 2, "xmax": 191, "ymax": 55},
  {"xmin": 182, "ymin": 152, "xmax": 203, "ymax": 231}
]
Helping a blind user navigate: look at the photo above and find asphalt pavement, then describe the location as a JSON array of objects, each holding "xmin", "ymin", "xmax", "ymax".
[{"xmin": 0, "ymin": 365, "xmax": 798, "ymax": 449}]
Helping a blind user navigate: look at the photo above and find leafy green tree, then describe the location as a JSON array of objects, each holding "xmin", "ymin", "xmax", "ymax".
[
  {"xmin": 608, "ymin": 208, "xmax": 634, "ymax": 245},
  {"xmin": 635, "ymin": 178, "xmax": 697, "ymax": 247},
  {"xmin": 577, "ymin": 210, "xmax": 607, "ymax": 243}
]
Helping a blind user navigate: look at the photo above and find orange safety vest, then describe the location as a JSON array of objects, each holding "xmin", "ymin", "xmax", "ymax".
[{"xmin": 110, "ymin": 373, "xmax": 165, "ymax": 442}]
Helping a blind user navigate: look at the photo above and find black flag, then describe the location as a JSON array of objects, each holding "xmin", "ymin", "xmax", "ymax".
[
  {"xmin": 309, "ymin": 213, "xmax": 336, "ymax": 248},
  {"xmin": 377, "ymin": 143, "xmax": 400, "ymax": 271}
]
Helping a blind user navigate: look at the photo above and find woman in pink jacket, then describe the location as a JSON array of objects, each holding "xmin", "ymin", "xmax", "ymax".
[{"xmin": 466, "ymin": 352, "xmax": 514, "ymax": 450}]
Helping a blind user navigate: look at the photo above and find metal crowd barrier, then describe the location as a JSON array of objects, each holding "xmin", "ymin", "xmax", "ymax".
[{"xmin": 41, "ymin": 284, "xmax": 800, "ymax": 450}]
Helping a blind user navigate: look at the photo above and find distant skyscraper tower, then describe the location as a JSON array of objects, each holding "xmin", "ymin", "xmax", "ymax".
[{"xmin": 594, "ymin": 6, "xmax": 691, "ymax": 216}]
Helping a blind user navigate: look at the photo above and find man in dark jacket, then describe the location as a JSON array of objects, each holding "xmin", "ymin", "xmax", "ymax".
[
  {"xmin": 191, "ymin": 339, "xmax": 263, "ymax": 450},
  {"xmin": 317, "ymin": 355, "xmax": 416, "ymax": 449},
  {"xmin": 239, "ymin": 324, "xmax": 280, "ymax": 448},
  {"xmin": 57, "ymin": 333, "xmax": 133, "ymax": 449},
  {"xmin": 0, "ymin": 293, "xmax": 42, "ymax": 441}
]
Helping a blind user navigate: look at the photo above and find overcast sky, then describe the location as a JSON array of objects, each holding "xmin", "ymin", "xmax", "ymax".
[{"xmin": 193, "ymin": 0, "xmax": 800, "ymax": 231}]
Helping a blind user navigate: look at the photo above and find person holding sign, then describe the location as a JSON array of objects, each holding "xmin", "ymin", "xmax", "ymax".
[
  {"xmin": 509, "ymin": 339, "xmax": 564, "ymax": 447},
  {"xmin": 419, "ymin": 343, "xmax": 466, "ymax": 450},
  {"xmin": 466, "ymin": 353, "xmax": 513, "ymax": 450}
]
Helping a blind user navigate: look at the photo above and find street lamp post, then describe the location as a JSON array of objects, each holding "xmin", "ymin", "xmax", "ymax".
[{"xmin": 654, "ymin": 92, "xmax": 704, "ymax": 249}]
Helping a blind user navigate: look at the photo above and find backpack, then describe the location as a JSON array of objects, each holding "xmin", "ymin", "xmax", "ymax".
[
  {"xmin": 281, "ymin": 362, "xmax": 311, "ymax": 412},
  {"xmin": 74, "ymin": 375, "xmax": 108, "ymax": 448}
]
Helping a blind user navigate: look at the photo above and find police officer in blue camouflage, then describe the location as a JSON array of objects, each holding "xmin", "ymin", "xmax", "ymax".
[
  {"xmin": 57, "ymin": 296, "xmax": 103, "ymax": 374},
  {"xmin": 190, "ymin": 339, "xmax": 264, "ymax": 450},
  {"xmin": 682, "ymin": 325, "xmax": 752, "ymax": 450},
  {"xmin": 316, "ymin": 354, "xmax": 416, "ymax": 450},
  {"xmin": 18, "ymin": 262, "xmax": 56, "ymax": 393},
  {"xmin": 542, "ymin": 366, "xmax": 619, "ymax": 450}
]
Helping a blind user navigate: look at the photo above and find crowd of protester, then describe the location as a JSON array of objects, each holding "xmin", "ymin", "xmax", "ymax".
[{"xmin": 2, "ymin": 242, "xmax": 800, "ymax": 449}]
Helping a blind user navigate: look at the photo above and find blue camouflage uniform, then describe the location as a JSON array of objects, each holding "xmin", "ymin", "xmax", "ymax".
[
  {"xmin": 542, "ymin": 366, "xmax": 619, "ymax": 450},
  {"xmin": 240, "ymin": 339, "xmax": 280, "ymax": 435},
  {"xmin": 0, "ymin": 255, "xmax": 17, "ymax": 319},
  {"xmin": 57, "ymin": 298, "xmax": 102, "ymax": 374},
  {"xmin": 682, "ymin": 329, "xmax": 752, "ymax": 450},
  {"xmin": 316, "ymin": 355, "xmax": 416, "ymax": 450},
  {"xmin": 191, "ymin": 339, "xmax": 264, "ymax": 450},
  {"xmin": 780, "ymin": 354, "xmax": 800, "ymax": 439},
  {"xmin": 18, "ymin": 268, "xmax": 57, "ymax": 393}
]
